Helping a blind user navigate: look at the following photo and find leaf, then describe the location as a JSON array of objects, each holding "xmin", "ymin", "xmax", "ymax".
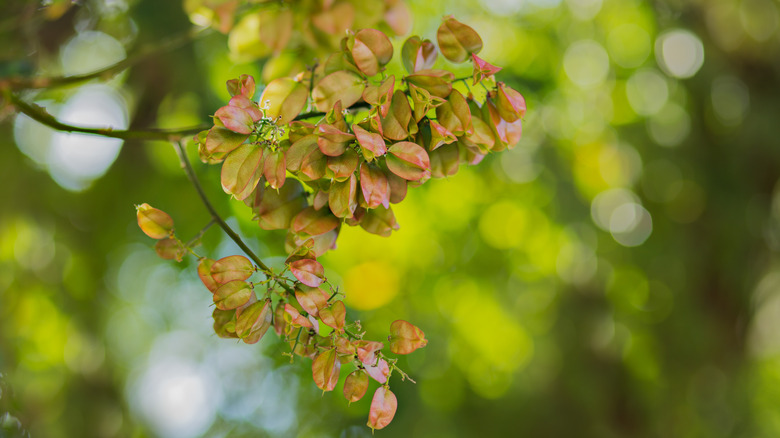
[
  {"xmin": 205, "ymin": 126, "xmax": 249, "ymax": 154},
  {"xmin": 360, "ymin": 205, "xmax": 400, "ymax": 237},
  {"xmin": 405, "ymin": 69, "xmax": 454, "ymax": 99},
  {"xmin": 263, "ymin": 149, "xmax": 286, "ymax": 189},
  {"xmin": 292, "ymin": 207, "xmax": 340, "ymax": 236},
  {"xmin": 350, "ymin": 28, "xmax": 394, "ymax": 76},
  {"xmin": 327, "ymin": 148, "xmax": 359, "ymax": 181},
  {"xmin": 290, "ymin": 258, "xmax": 325, "ymax": 287},
  {"xmin": 365, "ymin": 358, "xmax": 390, "ymax": 384},
  {"xmin": 355, "ymin": 340, "xmax": 385, "ymax": 364},
  {"xmin": 213, "ymin": 280, "xmax": 253, "ymax": 310},
  {"xmin": 428, "ymin": 120, "xmax": 457, "ymax": 151},
  {"xmin": 294, "ymin": 284, "xmax": 329, "ymax": 316},
  {"xmin": 312, "ymin": 349, "xmax": 341, "ymax": 392},
  {"xmin": 329, "ymin": 174, "xmax": 358, "ymax": 219},
  {"xmin": 228, "ymin": 94, "xmax": 263, "ymax": 121},
  {"xmin": 409, "ymin": 84, "xmax": 445, "ymax": 123},
  {"xmin": 226, "ymin": 74, "xmax": 255, "ymax": 99},
  {"xmin": 210, "ymin": 255, "xmax": 255, "ymax": 284},
  {"xmin": 359, "ymin": 163, "xmax": 390, "ymax": 209},
  {"xmin": 235, "ymin": 299, "xmax": 273, "ymax": 344},
  {"xmin": 496, "ymin": 82, "xmax": 527, "ymax": 122},
  {"xmin": 220, "ymin": 144, "xmax": 264, "ymax": 199},
  {"xmin": 362, "ymin": 76, "xmax": 394, "ymax": 117},
  {"xmin": 343, "ymin": 369, "xmax": 369, "ymax": 403},
  {"xmin": 401, "ymin": 36, "xmax": 438, "ymax": 74},
  {"xmin": 198, "ymin": 258, "xmax": 219, "ymax": 292},
  {"xmin": 317, "ymin": 124, "xmax": 355, "ymax": 157},
  {"xmin": 213, "ymin": 308, "xmax": 238, "ymax": 339},
  {"xmin": 335, "ymin": 337, "xmax": 356, "ymax": 355},
  {"xmin": 367, "ymin": 387, "xmax": 397, "ymax": 431},
  {"xmin": 468, "ymin": 116, "xmax": 497, "ymax": 150},
  {"xmin": 273, "ymin": 302, "xmax": 287, "ymax": 336},
  {"xmin": 381, "ymin": 90, "xmax": 413, "ymax": 141},
  {"xmin": 386, "ymin": 171, "xmax": 407, "ymax": 204},
  {"xmin": 215, "ymin": 105, "xmax": 254, "ymax": 134},
  {"xmin": 389, "ymin": 319, "xmax": 428, "ymax": 354},
  {"xmin": 312, "ymin": 70, "xmax": 365, "ymax": 112},
  {"xmin": 429, "ymin": 143, "xmax": 460, "ymax": 178},
  {"xmin": 436, "ymin": 16, "xmax": 483, "ymax": 63},
  {"xmin": 353, "ymin": 124, "xmax": 387, "ymax": 160},
  {"xmin": 386, "ymin": 141, "xmax": 431, "ymax": 181},
  {"xmin": 436, "ymin": 89, "xmax": 473, "ymax": 136},
  {"xmin": 472, "ymin": 53, "xmax": 502, "ymax": 85},
  {"xmin": 136, "ymin": 203, "xmax": 174, "ymax": 239},
  {"xmin": 247, "ymin": 182, "xmax": 306, "ymax": 230},
  {"xmin": 319, "ymin": 300, "xmax": 346, "ymax": 333},
  {"xmin": 259, "ymin": 77, "xmax": 308, "ymax": 124},
  {"xmin": 154, "ymin": 238, "xmax": 184, "ymax": 261},
  {"xmin": 284, "ymin": 303, "xmax": 313, "ymax": 328}
]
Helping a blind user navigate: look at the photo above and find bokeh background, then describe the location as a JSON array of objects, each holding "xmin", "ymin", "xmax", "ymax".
[{"xmin": 2, "ymin": 0, "xmax": 780, "ymax": 437}]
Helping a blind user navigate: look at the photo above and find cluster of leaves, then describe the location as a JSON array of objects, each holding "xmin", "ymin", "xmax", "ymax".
[
  {"xmin": 139, "ymin": 17, "xmax": 524, "ymax": 431},
  {"xmin": 185, "ymin": 0, "xmax": 411, "ymax": 81}
]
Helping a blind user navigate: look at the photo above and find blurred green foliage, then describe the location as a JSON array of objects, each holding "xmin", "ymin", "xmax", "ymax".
[{"xmin": 2, "ymin": 0, "xmax": 780, "ymax": 437}]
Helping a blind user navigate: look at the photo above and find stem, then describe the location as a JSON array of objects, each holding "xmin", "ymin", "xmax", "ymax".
[
  {"xmin": 0, "ymin": 27, "xmax": 213, "ymax": 91},
  {"xmin": 7, "ymin": 92, "xmax": 209, "ymax": 141},
  {"xmin": 293, "ymin": 102, "xmax": 371, "ymax": 122},
  {"xmin": 173, "ymin": 140, "xmax": 269, "ymax": 270}
]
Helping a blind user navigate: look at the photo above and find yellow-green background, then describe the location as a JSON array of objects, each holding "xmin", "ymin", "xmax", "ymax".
[{"xmin": 2, "ymin": 0, "xmax": 780, "ymax": 437}]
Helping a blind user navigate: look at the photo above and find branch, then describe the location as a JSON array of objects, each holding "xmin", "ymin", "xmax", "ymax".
[
  {"xmin": 172, "ymin": 140, "xmax": 294, "ymax": 293},
  {"xmin": 7, "ymin": 92, "xmax": 209, "ymax": 141},
  {"xmin": 0, "ymin": 27, "xmax": 213, "ymax": 91},
  {"xmin": 293, "ymin": 101, "xmax": 371, "ymax": 121}
]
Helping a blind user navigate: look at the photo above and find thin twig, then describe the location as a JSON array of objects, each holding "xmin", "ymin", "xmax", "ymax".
[
  {"xmin": 0, "ymin": 27, "xmax": 213, "ymax": 91},
  {"xmin": 172, "ymin": 140, "xmax": 294, "ymax": 293},
  {"xmin": 7, "ymin": 92, "xmax": 209, "ymax": 141}
]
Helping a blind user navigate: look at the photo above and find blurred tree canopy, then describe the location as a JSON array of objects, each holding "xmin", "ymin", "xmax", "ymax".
[{"xmin": 2, "ymin": 0, "xmax": 780, "ymax": 437}]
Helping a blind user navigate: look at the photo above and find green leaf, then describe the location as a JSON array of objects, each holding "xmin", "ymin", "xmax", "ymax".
[
  {"xmin": 401, "ymin": 36, "xmax": 438, "ymax": 74},
  {"xmin": 294, "ymin": 284, "xmax": 329, "ymax": 316},
  {"xmin": 263, "ymin": 149, "xmax": 286, "ymax": 189},
  {"xmin": 386, "ymin": 141, "xmax": 431, "ymax": 181},
  {"xmin": 312, "ymin": 70, "xmax": 365, "ymax": 112},
  {"xmin": 215, "ymin": 105, "xmax": 254, "ymax": 134},
  {"xmin": 154, "ymin": 238, "xmax": 184, "ymax": 262},
  {"xmin": 317, "ymin": 124, "xmax": 355, "ymax": 157},
  {"xmin": 220, "ymin": 144, "xmax": 264, "ymax": 199},
  {"xmin": 389, "ymin": 319, "xmax": 428, "ymax": 354},
  {"xmin": 353, "ymin": 125, "xmax": 387, "ymax": 160},
  {"xmin": 327, "ymin": 148, "xmax": 359, "ymax": 181},
  {"xmin": 235, "ymin": 299, "xmax": 273, "ymax": 344},
  {"xmin": 350, "ymin": 28, "xmax": 393, "ymax": 76},
  {"xmin": 381, "ymin": 90, "xmax": 413, "ymax": 141},
  {"xmin": 436, "ymin": 16, "xmax": 483, "ymax": 63},
  {"xmin": 359, "ymin": 163, "xmax": 390, "ymax": 209},
  {"xmin": 343, "ymin": 369, "xmax": 369, "ymax": 404},
  {"xmin": 496, "ymin": 82, "xmax": 527, "ymax": 122},
  {"xmin": 405, "ymin": 69, "xmax": 454, "ymax": 99},
  {"xmin": 212, "ymin": 308, "xmax": 238, "ymax": 339},
  {"xmin": 329, "ymin": 174, "xmax": 358, "ymax": 219},
  {"xmin": 259, "ymin": 77, "xmax": 308, "ymax": 125},
  {"xmin": 290, "ymin": 258, "xmax": 325, "ymax": 287},
  {"xmin": 198, "ymin": 258, "xmax": 219, "ymax": 292},
  {"xmin": 205, "ymin": 126, "xmax": 249, "ymax": 154},
  {"xmin": 292, "ymin": 207, "xmax": 340, "ymax": 236},
  {"xmin": 245, "ymin": 181, "xmax": 306, "ymax": 230},
  {"xmin": 360, "ymin": 205, "xmax": 400, "ymax": 237},
  {"xmin": 367, "ymin": 387, "xmax": 397, "ymax": 431},
  {"xmin": 210, "ymin": 255, "xmax": 255, "ymax": 284},
  {"xmin": 319, "ymin": 300, "xmax": 346, "ymax": 333},
  {"xmin": 312, "ymin": 348, "xmax": 341, "ymax": 392},
  {"xmin": 136, "ymin": 203, "xmax": 174, "ymax": 239},
  {"xmin": 213, "ymin": 280, "xmax": 253, "ymax": 310}
]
